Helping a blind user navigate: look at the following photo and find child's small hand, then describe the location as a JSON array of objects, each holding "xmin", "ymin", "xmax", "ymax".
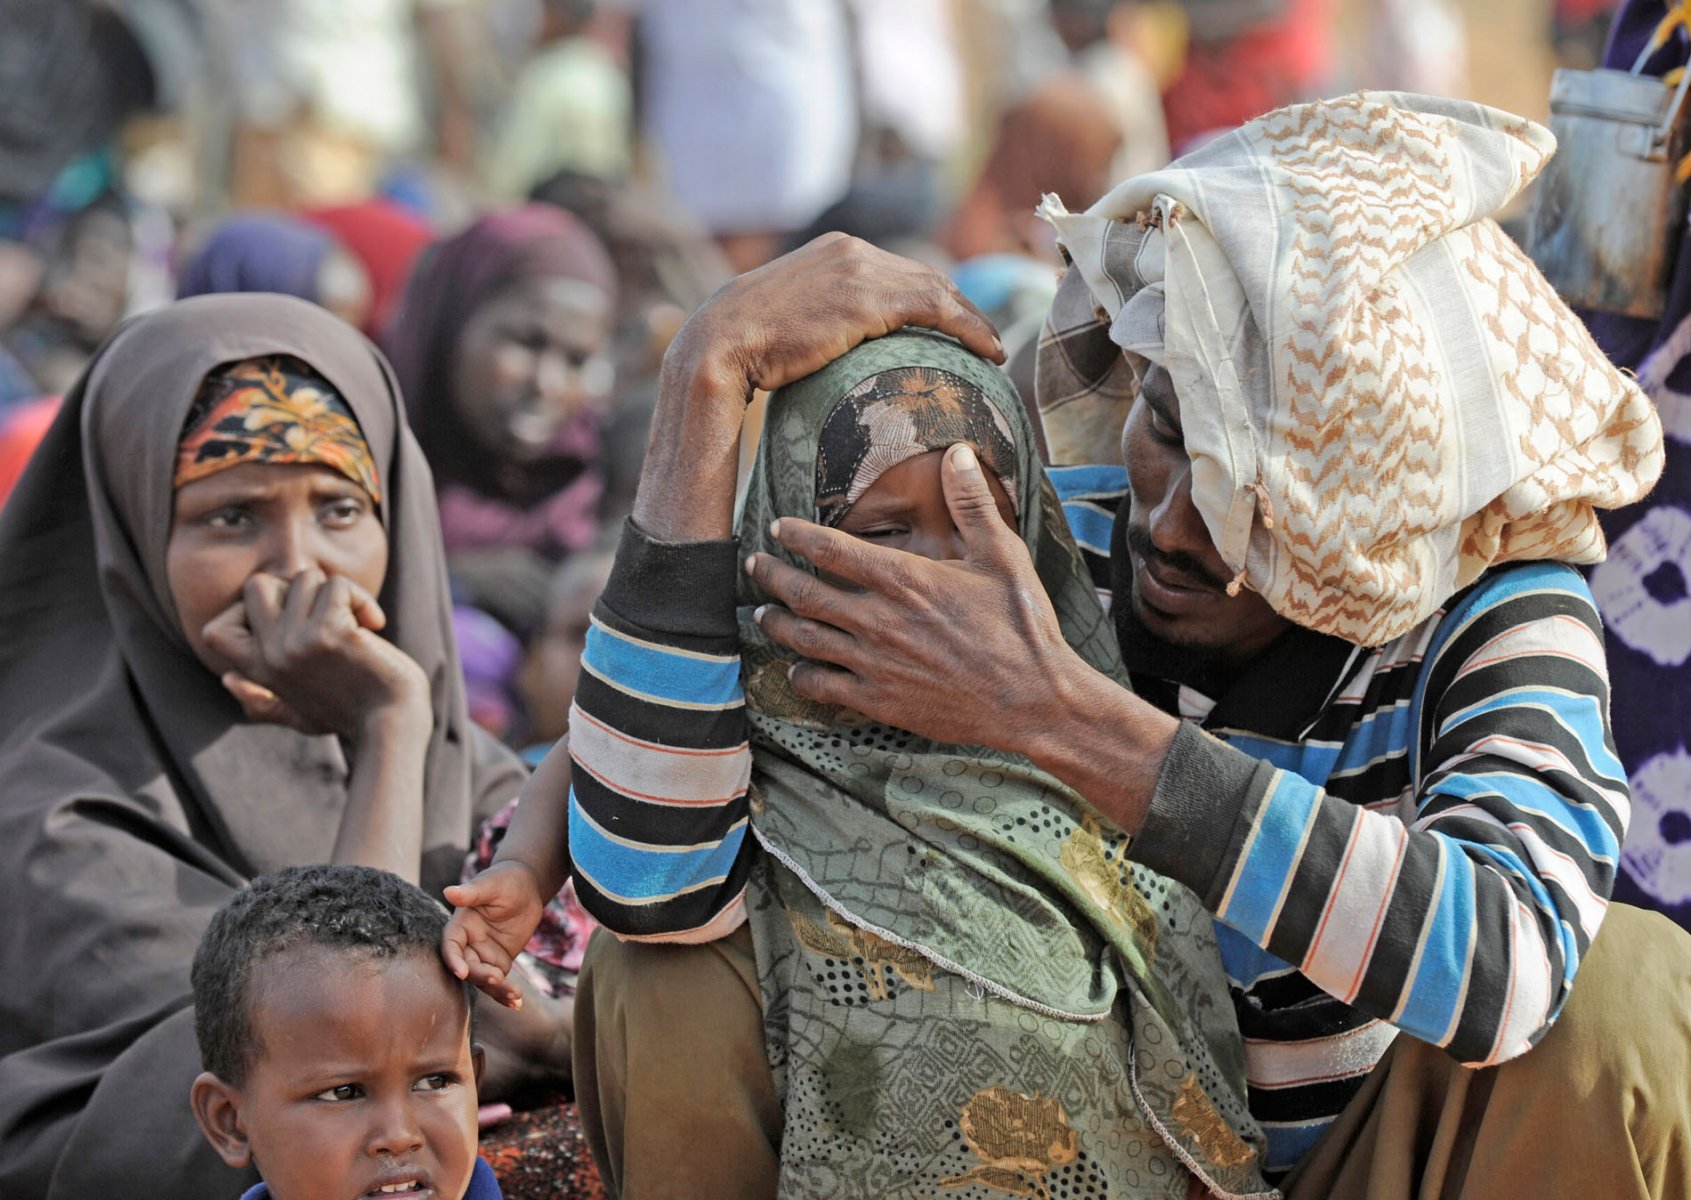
[{"xmin": 442, "ymin": 861, "xmax": 547, "ymax": 1009}]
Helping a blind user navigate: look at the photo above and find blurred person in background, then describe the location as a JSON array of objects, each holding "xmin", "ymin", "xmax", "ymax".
[
  {"xmin": 0, "ymin": 0, "xmax": 204, "ymax": 214},
  {"xmin": 633, "ymin": 0, "xmax": 857, "ymax": 272},
  {"xmin": 387, "ymin": 205, "xmax": 618, "ymax": 647},
  {"xmin": 483, "ymin": 0, "xmax": 632, "ymax": 202},
  {"xmin": 782, "ymin": 0, "xmax": 966, "ymax": 254},
  {"xmin": 213, "ymin": 0, "xmax": 497, "ymax": 208},
  {"xmin": 528, "ymin": 168, "xmax": 730, "ymax": 520},
  {"xmin": 0, "ymin": 0, "xmax": 200, "ymax": 436},
  {"xmin": 176, "ymin": 211, "xmax": 374, "ymax": 331},
  {"xmin": 304, "ymin": 199, "xmax": 437, "ymax": 338},
  {"xmin": 528, "ymin": 167, "xmax": 730, "ymax": 394},
  {"xmin": 1159, "ymin": 0, "xmax": 1334, "ymax": 149},
  {"xmin": 1051, "ymin": 0, "xmax": 1173, "ymax": 181},
  {"xmin": 942, "ymin": 73, "xmax": 1126, "ymax": 262},
  {"xmin": 1, "ymin": 193, "xmax": 135, "ymax": 400},
  {"xmin": 1554, "ymin": 0, "xmax": 1626, "ymax": 67},
  {"xmin": 0, "ymin": 241, "xmax": 46, "ymax": 410},
  {"xmin": 1364, "ymin": 0, "xmax": 1468, "ymax": 99}
]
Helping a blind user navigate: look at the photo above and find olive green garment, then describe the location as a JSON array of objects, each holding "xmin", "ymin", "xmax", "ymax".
[{"xmin": 735, "ymin": 329, "xmax": 1277, "ymax": 1199}]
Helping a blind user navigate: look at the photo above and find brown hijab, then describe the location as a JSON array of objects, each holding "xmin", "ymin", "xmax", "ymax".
[{"xmin": 0, "ymin": 293, "xmax": 524, "ymax": 1198}]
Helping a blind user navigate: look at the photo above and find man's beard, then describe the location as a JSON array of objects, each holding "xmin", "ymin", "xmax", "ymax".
[{"xmin": 1107, "ymin": 498, "xmax": 1242, "ymax": 695}]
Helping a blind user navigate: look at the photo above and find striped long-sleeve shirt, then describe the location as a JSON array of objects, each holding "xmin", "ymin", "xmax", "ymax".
[{"xmin": 569, "ymin": 467, "xmax": 1628, "ymax": 1175}]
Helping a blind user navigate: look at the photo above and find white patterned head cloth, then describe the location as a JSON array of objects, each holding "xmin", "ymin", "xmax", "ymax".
[{"xmin": 1036, "ymin": 91, "xmax": 1666, "ymax": 646}]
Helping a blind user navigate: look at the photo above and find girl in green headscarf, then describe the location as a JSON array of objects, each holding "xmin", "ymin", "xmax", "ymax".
[{"xmin": 450, "ymin": 331, "xmax": 1275, "ymax": 1199}]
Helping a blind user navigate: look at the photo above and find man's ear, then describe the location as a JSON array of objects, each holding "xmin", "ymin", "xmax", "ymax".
[
  {"xmin": 190, "ymin": 1071, "xmax": 254, "ymax": 1169},
  {"xmin": 470, "ymin": 1042, "xmax": 486, "ymax": 1090}
]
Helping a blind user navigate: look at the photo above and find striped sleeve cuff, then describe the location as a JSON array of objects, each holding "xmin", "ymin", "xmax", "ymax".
[
  {"xmin": 1130, "ymin": 719, "xmax": 1268, "ymax": 907},
  {"xmin": 598, "ymin": 517, "xmax": 741, "ymax": 640}
]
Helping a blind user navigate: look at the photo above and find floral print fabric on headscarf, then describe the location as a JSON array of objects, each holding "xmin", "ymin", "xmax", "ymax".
[
  {"xmin": 174, "ymin": 355, "xmax": 382, "ymax": 503},
  {"xmin": 813, "ymin": 364, "xmax": 1019, "ymax": 527}
]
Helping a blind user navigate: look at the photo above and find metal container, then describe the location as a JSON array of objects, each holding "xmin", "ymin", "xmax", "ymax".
[{"xmin": 1525, "ymin": 66, "xmax": 1691, "ymax": 320}]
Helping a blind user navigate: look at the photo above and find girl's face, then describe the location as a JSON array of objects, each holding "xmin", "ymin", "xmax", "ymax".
[
  {"xmin": 166, "ymin": 462, "xmax": 388, "ymax": 675},
  {"xmin": 833, "ymin": 449, "xmax": 1017, "ymax": 562},
  {"xmin": 449, "ymin": 276, "xmax": 613, "ymax": 465}
]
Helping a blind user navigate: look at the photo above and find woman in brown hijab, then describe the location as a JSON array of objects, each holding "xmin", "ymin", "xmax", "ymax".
[{"xmin": 0, "ymin": 294, "xmax": 569, "ymax": 1199}]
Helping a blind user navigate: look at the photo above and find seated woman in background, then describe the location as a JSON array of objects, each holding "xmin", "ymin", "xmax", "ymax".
[
  {"xmin": 386, "ymin": 205, "xmax": 620, "ymax": 643},
  {"xmin": 448, "ymin": 331, "xmax": 1273, "ymax": 1199},
  {"xmin": 0, "ymin": 294, "xmax": 571, "ymax": 1200}
]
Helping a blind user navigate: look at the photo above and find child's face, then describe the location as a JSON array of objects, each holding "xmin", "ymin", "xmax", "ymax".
[
  {"xmin": 834, "ymin": 448, "xmax": 1017, "ymax": 561},
  {"xmin": 195, "ymin": 947, "xmax": 480, "ymax": 1200}
]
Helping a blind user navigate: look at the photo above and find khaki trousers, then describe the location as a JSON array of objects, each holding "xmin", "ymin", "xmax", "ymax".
[
  {"xmin": 1280, "ymin": 903, "xmax": 1691, "ymax": 1200},
  {"xmin": 574, "ymin": 906, "xmax": 1691, "ymax": 1200},
  {"xmin": 573, "ymin": 925, "xmax": 779, "ymax": 1200}
]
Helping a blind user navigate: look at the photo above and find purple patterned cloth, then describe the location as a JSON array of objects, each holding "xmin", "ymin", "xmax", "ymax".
[{"xmin": 1575, "ymin": 0, "xmax": 1691, "ymax": 928}]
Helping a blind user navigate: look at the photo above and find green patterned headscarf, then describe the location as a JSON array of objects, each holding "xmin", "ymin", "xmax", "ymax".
[{"xmin": 735, "ymin": 330, "xmax": 1275, "ymax": 1198}]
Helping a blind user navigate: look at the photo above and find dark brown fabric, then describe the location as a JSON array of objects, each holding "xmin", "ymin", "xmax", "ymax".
[{"xmin": 0, "ymin": 293, "xmax": 526, "ymax": 1199}]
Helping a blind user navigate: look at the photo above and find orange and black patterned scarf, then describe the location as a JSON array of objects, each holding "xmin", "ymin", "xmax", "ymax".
[{"xmin": 174, "ymin": 355, "xmax": 381, "ymax": 502}]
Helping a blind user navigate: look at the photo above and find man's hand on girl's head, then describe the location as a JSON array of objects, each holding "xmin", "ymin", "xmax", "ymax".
[
  {"xmin": 637, "ymin": 236, "xmax": 1007, "ymax": 545},
  {"xmin": 680, "ymin": 233, "xmax": 1006, "ymax": 398}
]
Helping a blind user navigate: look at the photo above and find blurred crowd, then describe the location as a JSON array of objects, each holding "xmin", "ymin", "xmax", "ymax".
[
  {"xmin": 0, "ymin": 0, "xmax": 1625, "ymax": 760},
  {"xmin": 11, "ymin": 3, "xmax": 1691, "ymax": 1198}
]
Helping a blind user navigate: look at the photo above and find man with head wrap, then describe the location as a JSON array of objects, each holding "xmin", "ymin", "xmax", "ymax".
[{"xmin": 563, "ymin": 94, "xmax": 1691, "ymax": 1197}]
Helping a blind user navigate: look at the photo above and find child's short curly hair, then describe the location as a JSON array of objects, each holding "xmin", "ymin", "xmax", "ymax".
[{"xmin": 191, "ymin": 864, "xmax": 466, "ymax": 1085}]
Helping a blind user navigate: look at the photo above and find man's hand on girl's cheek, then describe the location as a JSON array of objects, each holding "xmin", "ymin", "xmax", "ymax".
[{"xmin": 748, "ymin": 515, "xmax": 1077, "ymax": 751}]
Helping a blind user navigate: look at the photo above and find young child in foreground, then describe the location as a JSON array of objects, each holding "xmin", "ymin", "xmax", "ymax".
[{"xmin": 189, "ymin": 864, "xmax": 503, "ymax": 1200}]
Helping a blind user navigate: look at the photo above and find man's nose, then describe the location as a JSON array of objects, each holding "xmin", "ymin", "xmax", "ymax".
[{"xmin": 1147, "ymin": 462, "xmax": 1214, "ymax": 562}]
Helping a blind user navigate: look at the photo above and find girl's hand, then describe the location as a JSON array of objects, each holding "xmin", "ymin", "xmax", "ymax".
[
  {"xmin": 202, "ymin": 568, "xmax": 431, "ymax": 744},
  {"xmin": 442, "ymin": 861, "xmax": 549, "ymax": 1009}
]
